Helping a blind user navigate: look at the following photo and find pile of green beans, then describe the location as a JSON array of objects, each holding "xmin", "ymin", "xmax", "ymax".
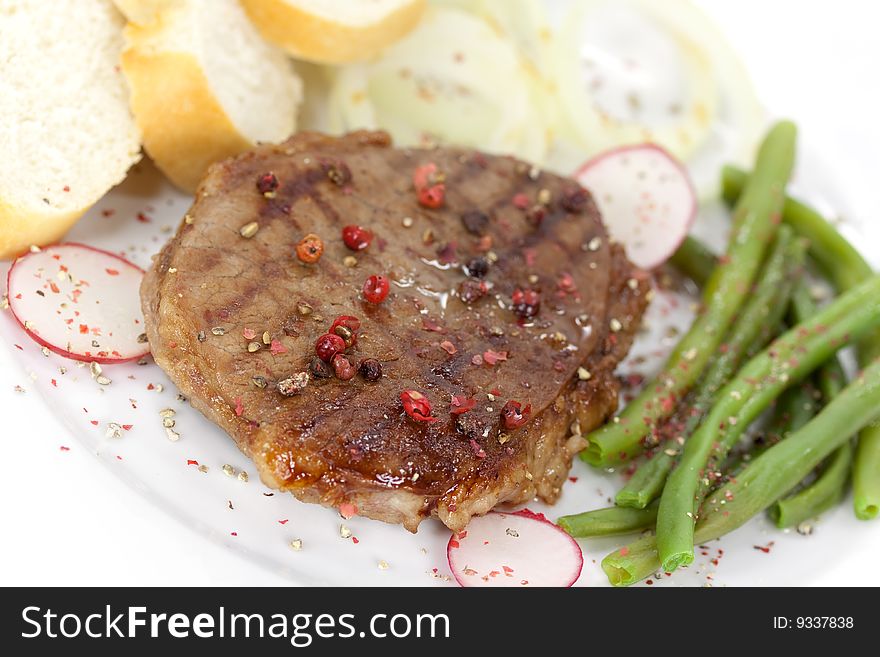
[
  {"xmin": 602, "ymin": 357, "xmax": 880, "ymax": 586},
  {"xmin": 656, "ymin": 274, "xmax": 880, "ymax": 570},
  {"xmin": 615, "ymin": 227, "xmax": 805, "ymax": 510},
  {"xmin": 723, "ymin": 166, "xmax": 880, "ymax": 520},
  {"xmin": 559, "ymin": 121, "xmax": 880, "ymax": 585}
]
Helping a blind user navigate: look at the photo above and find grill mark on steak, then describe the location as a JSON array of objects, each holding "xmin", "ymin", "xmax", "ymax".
[{"xmin": 142, "ymin": 131, "xmax": 650, "ymax": 532}]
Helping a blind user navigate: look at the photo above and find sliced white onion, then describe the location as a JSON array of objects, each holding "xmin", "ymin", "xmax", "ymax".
[
  {"xmin": 551, "ymin": 0, "xmax": 718, "ymax": 161},
  {"xmin": 331, "ymin": 6, "xmax": 547, "ymax": 162}
]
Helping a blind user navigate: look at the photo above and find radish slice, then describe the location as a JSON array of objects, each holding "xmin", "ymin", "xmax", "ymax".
[
  {"xmin": 6, "ymin": 243, "xmax": 148, "ymax": 363},
  {"xmin": 447, "ymin": 509, "xmax": 584, "ymax": 587},
  {"xmin": 574, "ymin": 144, "xmax": 697, "ymax": 270}
]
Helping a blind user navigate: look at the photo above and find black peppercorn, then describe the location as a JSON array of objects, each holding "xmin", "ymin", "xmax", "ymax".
[
  {"xmin": 561, "ymin": 187, "xmax": 589, "ymax": 213},
  {"xmin": 358, "ymin": 358, "xmax": 383, "ymax": 382},
  {"xmin": 465, "ymin": 256, "xmax": 490, "ymax": 278},
  {"xmin": 461, "ymin": 210, "xmax": 490, "ymax": 236}
]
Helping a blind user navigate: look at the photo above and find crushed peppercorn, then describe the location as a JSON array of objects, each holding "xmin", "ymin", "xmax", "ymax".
[
  {"xmin": 334, "ymin": 324, "xmax": 354, "ymax": 346},
  {"xmin": 310, "ymin": 356, "xmax": 333, "ymax": 378},
  {"xmin": 400, "ymin": 390, "xmax": 438, "ymax": 423},
  {"xmin": 455, "ymin": 412, "xmax": 488, "ymax": 440},
  {"xmin": 459, "ymin": 279, "xmax": 488, "ymax": 304},
  {"xmin": 501, "ymin": 400, "xmax": 531, "ymax": 430},
  {"xmin": 277, "ymin": 372, "xmax": 309, "ymax": 396},
  {"xmin": 450, "ymin": 395, "xmax": 477, "ymax": 415},
  {"xmin": 526, "ymin": 205, "xmax": 546, "ymax": 225},
  {"xmin": 322, "ymin": 159, "xmax": 352, "ymax": 186}
]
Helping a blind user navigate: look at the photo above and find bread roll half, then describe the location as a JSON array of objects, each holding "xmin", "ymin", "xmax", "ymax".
[
  {"xmin": 120, "ymin": 0, "xmax": 302, "ymax": 192},
  {"xmin": 0, "ymin": 0, "xmax": 142, "ymax": 259}
]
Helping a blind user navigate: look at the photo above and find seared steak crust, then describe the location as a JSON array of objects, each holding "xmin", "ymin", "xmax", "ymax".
[{"xmin": 142, "ymin": 131, "xmax": 649, "ymax": 531}]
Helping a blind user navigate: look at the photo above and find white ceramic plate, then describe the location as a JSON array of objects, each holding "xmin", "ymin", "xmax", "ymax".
[
  {"xmin": 2, "ymin": 130, "xmax": 877, "ymax": 587},
  {"xmin": 4, "ymin": 0, "xmax": 880, "ymax": 587}
]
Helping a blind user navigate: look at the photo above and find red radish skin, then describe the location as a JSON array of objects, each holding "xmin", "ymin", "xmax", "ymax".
[
  {"xmin": 6, "ymin": 243, "xmax": 149, "ymax": 363},
  {"xmin": 447, "ymin": 509, "xmax": 584, "ymax": 587},
  {"xmin": 574, "ymin": 144, "xmax": 697, "ymax": 270}
]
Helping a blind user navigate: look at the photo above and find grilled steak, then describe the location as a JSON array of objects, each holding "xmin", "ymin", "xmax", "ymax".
[{"xmin": 142, "ymin": 131, "xmax": 650, "ymax": 532}]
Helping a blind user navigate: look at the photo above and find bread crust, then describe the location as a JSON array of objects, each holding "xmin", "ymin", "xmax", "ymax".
[
  {"xmin": 112, "ymin": 0, "xmax": 183, "ymax": 25},
  {"xmin": 240, "ymin": 0, "xmax": 425, "ymax": 64},
  {"xmin": 0, "ymin": 201, "xmax": 86, "ymax": 260},
  {"xmin": 121, "ymin": 34, "xmax": 254, "ymax": 194}
]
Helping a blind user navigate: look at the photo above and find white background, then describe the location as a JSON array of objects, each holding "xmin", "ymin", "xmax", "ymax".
[{"xmin": 1, "ymin": 0, "xmax": 879, "ymax": 586}]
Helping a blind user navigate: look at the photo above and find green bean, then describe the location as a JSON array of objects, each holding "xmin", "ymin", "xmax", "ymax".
[
  {"xmin": 723, "ymin": 165, "xmax": 880, "ymax": 519},
  {"xmin": 761, "ymin": 282, "xmax": 827, "ymax": 437},
  {"xmin": 601, "ymin": 533, "xmax": 660, "ymax": 586},
  {"xmin": 816, "ymin": 354, "xmax": 847, "ymax": 401},
  {"xmin": 787, "ymin": 280, "xmax": 812, "ymax": 324},
  {"xmin": 770, "ymin": 442, "xmax": 853, "ymax": 528},
  {"xmin": 698, "ymin": 360, "xmax": 880, "ymax": 539},
  {"xmin": 769, "ymin": 381, "xmax": 818, "ymax": 440},
  {"xmin": 722, "ymin": 285, "xmax": 839, "ymax": 490},
  {"xmin": 616, "ymin": 449, "xmax": 677, "ymax": 510},
  {"xmin": 722, "ymin": 166, "xmax": 874, "ymax": 291},
  {"xmin": 723, "ymin": 380, "xmax": 818, "ymax": 478},
  {"xmin": 854, "ymin": 429, "xmax": 880, "ymax": 519},
  {"xmin": 656, "ymin": 274, "xmax": 880, "ymax": 572},
  {"xmin": 769, "ymin": 294, "xmax": 852, "ymax": 528},
  {"xmin": 669, "ymin": 236, "xmax": 716, "ymax": 287},
  {"xmin": 602, "ymin": 357, "xmax": 880, "ymax": 586},
  {"xmin": 558, "ymin": 501, "xmax": 659, "ymax": 538},
  {"xmin": 615, "ymin": 228, "xmax": 803, "ymax": 508},
  {"xmin": 582, "ymin": 122, "xmax": 797, "ymax": 467}
]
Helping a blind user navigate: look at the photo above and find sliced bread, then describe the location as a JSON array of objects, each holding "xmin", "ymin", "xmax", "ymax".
[
  {"xmin": 240, "ymin": 0, "xmax": 426, "ymax": 64},
  {"xmin": 121, "ymin": 0, "xmax": 302, "ymax": 192},
  {"xmin": 0, "ymin": 0, "xmax": 142, "ymax": 259}
]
